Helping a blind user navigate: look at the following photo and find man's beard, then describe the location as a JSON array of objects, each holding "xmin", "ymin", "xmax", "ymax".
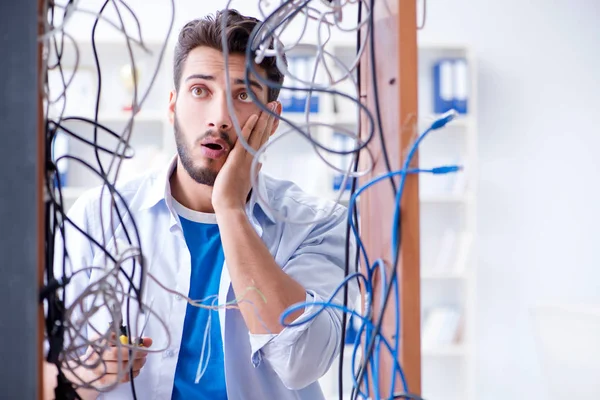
[{"xmin": 173, "ymin": 113, "xmax": 232, "ymax": 186}]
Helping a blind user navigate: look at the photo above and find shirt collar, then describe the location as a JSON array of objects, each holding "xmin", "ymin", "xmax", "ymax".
[{"xmin": 138, "ymin": 155, "xmax": 276, "ymax": 224}]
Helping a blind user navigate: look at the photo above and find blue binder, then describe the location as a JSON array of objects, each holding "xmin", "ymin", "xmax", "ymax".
[
  {"xmin": 452, "ymin": 58, "xmax": 468, "ymax": 114},
  {"xmin": 282, "ymin": 56, "xmax": 320, "ymax": 114},
  {"xmin": 433, "ymin": 59, "xmax": 455, "ymax": 114}
]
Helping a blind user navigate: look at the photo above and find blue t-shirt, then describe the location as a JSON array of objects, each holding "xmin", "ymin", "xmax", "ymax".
[{"xmin": 171, "ymin": 199, "xmax": 228, "ymax": 400}]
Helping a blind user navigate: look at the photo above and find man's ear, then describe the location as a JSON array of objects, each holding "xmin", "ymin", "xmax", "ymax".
[
  {"xmin": 270, "ymin": 101, "xmax": 282, "ymax": 136},
  {"xmin": 168, "ymin": 90, "xmax": 177, "ymax": 124}
]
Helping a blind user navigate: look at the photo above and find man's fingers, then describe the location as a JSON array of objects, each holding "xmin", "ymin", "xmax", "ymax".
[
  {"xmin": 97, "ymin": 368, "xmax": 142, "ymax": 386},
  {"xmin": 120, "ymin": 369, "xmax": 141, "ymax": 383},
  {"xmin": 241, "ymin": 114, "xmax": 259, "ymax": 141},
  {"xmin": 249, "ymin": 102, "xmax": 276, "ymax": 149},
  {"xmin": 129, "ymin": 356, "xmax": 147, "ymax": 372},
  {"xmin": 95, "ymin": 356, "xmax": 147, "ymax": 375},
  {"xmin": 262, "ymin": 103, "xmax": 278, "ymax": 145},
  {"xmin": 103, "ymin": 344, "xmax": 148, "ymax": 361},
  {"xmin": 141, "ymin": 337, "xmax": 153, "ymax": 348}
]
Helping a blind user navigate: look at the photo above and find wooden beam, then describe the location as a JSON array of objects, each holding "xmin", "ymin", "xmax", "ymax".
[{"xmin": 358, "ymin": 0, "xmax": 421, "ymax": 397}]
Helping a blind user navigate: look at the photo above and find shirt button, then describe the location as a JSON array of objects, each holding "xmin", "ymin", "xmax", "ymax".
[
  {"xmin": 175, "ymin": 294, "xmax": 182, "ymax": 301},
  {"xmin": 164, "ymin": 349, "xmax": 176, "ymax": 358}
]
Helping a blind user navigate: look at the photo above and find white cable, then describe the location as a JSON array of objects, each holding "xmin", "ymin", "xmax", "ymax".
[
  {"xmin": 223, "ymin": 0, "xmax": 374, "ymax": 224},
  {"xmin": 44, "ymin": 0, "xmax": 371, "ymax": 389}
]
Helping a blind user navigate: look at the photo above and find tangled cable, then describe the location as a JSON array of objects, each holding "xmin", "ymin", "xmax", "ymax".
[
  {"xmin": 231, "ymin": 1, "xmax": 461, "ymax": 399},
  {"xmin": 41, "ymin": 1, "xmax": 460, "ymax": 399}
]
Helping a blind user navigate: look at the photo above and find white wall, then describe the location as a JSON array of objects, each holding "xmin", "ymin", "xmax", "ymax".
[{"xmin": 418, "ymin": 1, "xmax": 600, "ymax": 399}]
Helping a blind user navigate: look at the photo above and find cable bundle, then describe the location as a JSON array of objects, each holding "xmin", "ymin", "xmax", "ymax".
[
  {"xmin": 41, "ymin": 1, "xmax": 460, "ymax": 399},
  {"xmin": 41, "ymin": 1, "xmax": 175, "ymax": 398},
  {"xmin": 236, "ymin": 1, "xmax": 462, "ymax": 399}
]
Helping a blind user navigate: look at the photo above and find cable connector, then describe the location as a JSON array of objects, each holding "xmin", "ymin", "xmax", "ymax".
[
  {"xmin": 118, "ymin": 324, "xmax": 144, "ymax": 346},
  {"xmin": 431, "ymin": 109, "xmax": 457, "ymax": 130},
  {"xmin": 430, "ymin": 165, "xmax": 462, "ymax": 174}
]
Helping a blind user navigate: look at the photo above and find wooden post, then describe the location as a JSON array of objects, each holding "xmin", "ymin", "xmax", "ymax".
[{"xmin": 358, "ymin": 0, "xmax": 421, "ymax": 397}]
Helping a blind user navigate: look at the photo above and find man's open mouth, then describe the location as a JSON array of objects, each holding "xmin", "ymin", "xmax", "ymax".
[
  {"xmin": 200, "ymin": 138, "xmax": 229, "ymax": 159},
  {"xmin": 203, "ymin": 143, "xmax": 223, "ymax": 151}
]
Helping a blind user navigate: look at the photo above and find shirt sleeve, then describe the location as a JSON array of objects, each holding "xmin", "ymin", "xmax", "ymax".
[{"xmin": 247, "ymin": 206, "xmax": 359, "ymax": 390}]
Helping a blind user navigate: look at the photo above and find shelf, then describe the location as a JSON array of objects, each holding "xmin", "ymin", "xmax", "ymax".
[
  {"xmin": 280, "ymin": 112, "xmax": 333, "ymax": 125},
  {"xmin": 420, "ymin": 192, "xmax": 469, "ymax": 204},
  {"xmin": 333, "ymin": 114, "xmax": 360, "ymax": 126},
  {"xmin": 422, "ymin": 344, "xmax": 466, "ymax": 357},
  {"xmin": 326, "ymin": 190, "xmax": 472, "ymax": 206},
  {"xmin": 421, "ymin": 270, "xmax": 467, "ymax": 280},
  {"xmin": 279, "ymin": 113, "xmax": 472, "ymax": 129},
  {"xmin": 419, "ymin": 114, "xmax": 472, "ymax": 129}
]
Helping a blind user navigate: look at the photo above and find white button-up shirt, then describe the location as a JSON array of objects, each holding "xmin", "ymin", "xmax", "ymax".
[{"xmin": 53, "ymin": 157, "xmax": 358, "ymax": 400}]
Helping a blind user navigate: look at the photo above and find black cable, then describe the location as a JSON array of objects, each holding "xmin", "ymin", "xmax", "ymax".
[
  {"xmin": 51, "ymin": 118, "xmax": 135, "ymax": 158},
  {"xmin": 42, "ymin": 1, "xmax": 176, "ymax": 398},
  {"xmin": 338, "ymin": 1, "xmax": 365, "ymax": 398},
  {"xmin": 350, "ymin": 0, "xmax": 411, "ymax": 397},
  {"xmin": 43, "ymin": 5, "xmax": 83, "ymax": 399},
  {"xmin": 368, "ymin": 0, "xmax": 397, "ymax": 195},
  {"xmin": 243, "ymin": 4, "xmax": 413, "ymax": 399},
  {"xmin": 238, "ymin": 3, "xmax": 407, "ymax": 399},
  {"xmin": 91, "ymin": 0, "xmax": 111, "ymax": 181},
  {"xmin": 90, "ymin": 6, "xmax": 142, "ymax": 397},
  {"xmin": 46, "ymin": 82, "xmax": 143, "ymax": 400}
]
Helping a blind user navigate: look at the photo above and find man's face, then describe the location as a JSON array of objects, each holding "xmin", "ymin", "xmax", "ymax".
[{"xmin": 169, "ymin": 46, "xmax": 274, "ymax": 186}]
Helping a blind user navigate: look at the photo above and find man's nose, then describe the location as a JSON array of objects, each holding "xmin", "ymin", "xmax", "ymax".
[{"xmin": 207, "ymin": 94, "xmax": 232, "ymax": 131}]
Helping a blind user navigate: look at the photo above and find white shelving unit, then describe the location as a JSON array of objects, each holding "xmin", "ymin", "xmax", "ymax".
[{"xmin": 417, "ymin": 44, "xmax": 478, "ymax": 400}]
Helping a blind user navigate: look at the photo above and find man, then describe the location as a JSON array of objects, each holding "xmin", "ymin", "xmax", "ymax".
[{"xmin": 44, "ymin": 9, "xmax": 358, "ymax": 400}]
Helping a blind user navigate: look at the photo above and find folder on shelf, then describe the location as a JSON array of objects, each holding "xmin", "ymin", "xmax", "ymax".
[
  {"xmin": 295, "ymin": 56, "xmax": 319, "ymax": 113},
  {"xmin": 279, "ymin": 87, "xmax": 294, "ymax": 113},
  {"xmin": 422, "ymin": 307, "xmax": 462, "ymax": 350},
  {"xmin": 280, "ymin": 56, "xmax": 296, "ymax": 113},
  {"xmin": 433, "ymin": 59, "xmax": 454, "ymax": 114},
  {"xmin": 332, "ymin": 132, "xmax": 354, "ymax": 191},
  {"xmin": 431, "ymin": 229, "xmax": 458, "ymax": 275},
  {"xmin": 306, "ymin": 57, "xmax": 319, "ymax": 113},
  {"xmin": 452, "ymin": 58, "xmax": 469, "ymax": 114},
  {"xmin": 433, "ymin": 58, "xmax": 469, "ymax": 115},
  {"xmin": 283, "ymin": 56, "xmax": 320, "ymax": 114},
  {"xmin": 291, "ymin": 56, "xmax": 305, "ymax": 113},
  {"xmin": 453, "ymin": 232, "xmax": 473, "ymax": 275}
]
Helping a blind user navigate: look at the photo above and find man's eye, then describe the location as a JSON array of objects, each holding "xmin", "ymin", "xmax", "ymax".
[
  {"xmin": 238, "ymin": 91, "xmax": 252, "ymax": 103},
  {"xmin": 191, "ymin": 87, "xmax": 207, "ymax": 98}
]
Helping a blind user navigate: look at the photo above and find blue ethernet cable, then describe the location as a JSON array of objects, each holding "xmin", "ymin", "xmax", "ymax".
[
  {"xmin": 351, "ymin": 110, "xmax": 461, "ymax": 398},
  {"xmin": 280, "ymin": 111, "xmax": 461, "ymax": 399}
]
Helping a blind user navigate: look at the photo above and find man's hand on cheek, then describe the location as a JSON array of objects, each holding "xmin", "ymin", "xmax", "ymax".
[{"xmin": 212, "ymin": 101, "xmax": 279, "ymax": 213}]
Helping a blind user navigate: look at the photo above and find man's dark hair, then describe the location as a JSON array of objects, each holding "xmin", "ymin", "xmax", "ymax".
[{"xmin": 173, "ymin": 9, "xmax": 286, "ymax": 103}]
